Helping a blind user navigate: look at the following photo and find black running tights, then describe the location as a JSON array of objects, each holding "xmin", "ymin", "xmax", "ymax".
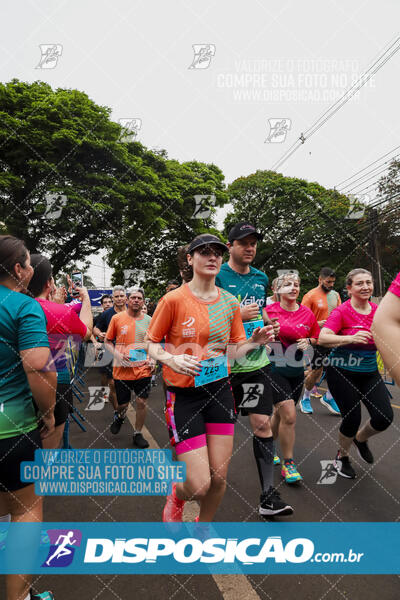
[{"xmin": 326, "ymin": 367, "xmax": 393, "ymax": 438}]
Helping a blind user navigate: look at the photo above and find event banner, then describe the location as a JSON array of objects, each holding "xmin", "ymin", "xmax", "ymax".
[{"xmin": 0, "ymin": 522, "xmax": 398, "ymax": 575}]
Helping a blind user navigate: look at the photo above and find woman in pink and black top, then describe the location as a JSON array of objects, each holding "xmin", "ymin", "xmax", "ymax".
[
  {"xmin": 265, "ymin": 273, "xmax": 319, "ymax": 484},
  {"xmin": 319, "ymin": 269, "xmax": 393, "ymax": 479},
  {"xmin": 372, "ymin": 272, "xmax": 400, "ymax": 386},
  {"xmin": 28, "ymin": 254, "xmax": 93, "ymax": 449}
]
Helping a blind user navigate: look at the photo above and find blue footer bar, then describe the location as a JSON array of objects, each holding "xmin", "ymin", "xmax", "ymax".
[{"xmin": 0, "ymin": 522, "xmax": 398, "ymax": 574}]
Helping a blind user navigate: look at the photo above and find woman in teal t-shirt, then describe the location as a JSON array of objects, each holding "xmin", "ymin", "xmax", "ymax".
[{"xmin": 0, "ymin": 235, "xmax": 57, "ymax": 600}]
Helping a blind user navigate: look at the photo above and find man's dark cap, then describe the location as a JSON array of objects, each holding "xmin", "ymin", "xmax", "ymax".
[
  {"xmin": 228, "ymin": 222, "xmax": 263, "ymax": 243},
  {"xmin": 188, "ymin": 234, "xmax": 228, "ymax": 254}
]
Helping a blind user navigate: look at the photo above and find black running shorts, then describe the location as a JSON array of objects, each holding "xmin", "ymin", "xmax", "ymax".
[
  {"xmin": 270, "ymin": 369, "xmax": 305, "ymax": 405},
  {"xmin": 33, "ymin": 383, "xmax": 72, "ymax": 427},
  {"xmin": 0, "ymin": 428, "xmax": 42, "ymax": 492},
  {"xmin": 165, "ymin": 377, "xmax": 235, "ymax": 456},
  {"xmin": 114, "ymin": 378, "xmax": 152, "ymax": 404},
  {"xmin": 230, "ymin": 364, "xmax": 273, "ymax": 416},
  {"xmin": 54, "ymin": 383, "xmax": 73, "ymax": 426}
]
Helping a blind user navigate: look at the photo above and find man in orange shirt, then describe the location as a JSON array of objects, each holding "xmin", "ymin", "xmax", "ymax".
[
  {"xmin": 300, "ymin": 267, "xmax": 341, "ymax": 415},
  {"xmin": 105, "ymin": 288, "xmax": 153, "ymax": 448}
]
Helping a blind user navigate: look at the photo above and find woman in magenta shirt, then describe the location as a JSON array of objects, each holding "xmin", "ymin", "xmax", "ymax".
[
  {"xmin": 319, "ymin": 268, "xmax": 393, "ymax": 479},
  {"xmin": 373, "ymin": 272, "xmax": 400, "ymax": 386},
  {"xmin": 265, "ymin": 273, "xmax": 319, "ymax": 484},
  {"xmin": 28, "ymin": 255, "xmax": 92, "ymax": 449}
]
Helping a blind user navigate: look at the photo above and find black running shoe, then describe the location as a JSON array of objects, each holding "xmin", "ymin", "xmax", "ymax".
[
  {"xmin": 334, "ymin": 451, "xmax": 356, "ymax": 479},
  {"xmin": 133, "ymin": 432, "xmax": 149, "ymax": 448},
  {"xmin": 259, "ymin": 486, "xmax": 294, "ymax": 516},
  {"xmin": 110, "ymin": 413, "xmax": 124, "ymax": 435},
  {"xmin": 353, "ymin": 438, "xmax": 374, "ymax": 464}
]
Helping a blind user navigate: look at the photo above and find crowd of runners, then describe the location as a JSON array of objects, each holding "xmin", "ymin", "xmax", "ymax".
[{"xmin": 0, "ymin": 227, "xmax": 399, "ymax": 600}]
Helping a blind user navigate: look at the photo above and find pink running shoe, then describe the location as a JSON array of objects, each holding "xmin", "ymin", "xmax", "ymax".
[{"xmin": 162, "ymin": 483, "xmax": 185, "ymax": 522}]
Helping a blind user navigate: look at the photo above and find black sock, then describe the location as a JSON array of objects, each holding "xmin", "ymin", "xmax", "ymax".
[{"xmin": 253, "ymin": 435, "xmax": 274, "ymax": 493}]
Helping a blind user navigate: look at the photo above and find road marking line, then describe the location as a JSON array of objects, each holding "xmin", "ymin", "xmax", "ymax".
[
  {"xmin": 212, "ymin": 575, "xmax": 261, "ymax": 599},
  {"xmin": 126, "ymin": 406, "xmax": 261, "ymax": 600}
]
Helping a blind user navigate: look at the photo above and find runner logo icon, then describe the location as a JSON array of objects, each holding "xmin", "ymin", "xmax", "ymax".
[
  {"xmin": 42, "ymin": 529, "xmax": 82, "ymax": 567},
  {"xmin": 239, "ymin": 383, "xmax": 264, "ymax": 408},
  {"xmin": 118, "ymin": 118, "xmax": 142, "ymax": 142},
  {"xmin": 188, "ymin": 44, "xmax": 216, "ymax": 69},
  {"xmin": 86, "ymin": 387, "xmax": 109, "ymax": 411},
  {"xmin": 192, "ymin": 194, "xmax": 216, "ymax": 219},
  {"xmin": 36, "ymin": 44, "xmax": 63, "ymax": 69},
  {"xmin": 44, "ymin": 192, "xmax": 67, "ymax": 220},
  {"xmin": 317, "ymin": 461, "xmax": 338, "ymax": 485},
  {"xmin": 265, "ymin": 118, "xmax": 291, "ymax": 143}
]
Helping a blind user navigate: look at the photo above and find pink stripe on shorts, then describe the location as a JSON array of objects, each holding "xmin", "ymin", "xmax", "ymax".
[
  {"xmin": 175, "ymin": 433, "xmax": 207, "ymax": 456},
  {"xmin": 205, "ymin": 423, "xmax": 235, "ymax": 436}
]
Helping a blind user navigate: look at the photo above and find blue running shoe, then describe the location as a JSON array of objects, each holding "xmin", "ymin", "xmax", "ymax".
[
  {"xmin": 300, "ymin": 396, "xmax": 313, "ymax": 414},
  {"xmin": 320, "ymin": 395, "xmax": 340, "ymax": 415},
  {"xmin": 31, "ymin": 591, "xmax": 55, "ymax": 599}
]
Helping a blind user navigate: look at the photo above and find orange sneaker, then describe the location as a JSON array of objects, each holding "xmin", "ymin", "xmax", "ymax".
[{"xmin": 162, "ymin": 483, "xmax": 185, "ymax": 522}]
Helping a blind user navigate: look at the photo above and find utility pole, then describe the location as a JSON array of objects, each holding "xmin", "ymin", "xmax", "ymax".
[{"xmin": 368, "ymin": 208, "xmax": 383, "ymax": 297}]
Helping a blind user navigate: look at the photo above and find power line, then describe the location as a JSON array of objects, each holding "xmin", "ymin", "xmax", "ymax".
[
  {"xmin": 339, "ymin": 157, "xmax": 400, "ymax": 196},
  {"xmin": 302, "ymin": 44, "xmax": 400, "ymax": 140},
  {"xmin": 345, "ymin": 175, "xmax": 391, "ymax": 197},
  {"xmin": 343, "ymin": 161, "xmax": 398, "ymax": 195},
  {"xmin": 336, "ymin": 144, "xmax": 400, "ymax": 189},
  {"xmin": 302, "ymin": 36, "xmax": 400, "ymax": 139},
  {"xmin": 338, "ymin": 154, "xmax": 400, "ymax": 194},
  {"xmin": 349, "ymin": 197, "xmax": 400, "ymax": 235},
  {"xmin": 271, "ymin": 36, "xmax": 400, "ymax": 172}
]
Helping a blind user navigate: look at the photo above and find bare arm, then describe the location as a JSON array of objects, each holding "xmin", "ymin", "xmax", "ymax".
[
  {"xmin": 146, "ymin": 340, "xmax": 202, "ymax": 376},
  {"xmin": 20, "ymin": 347, "xmax": 56, "ymax": 438},
  {"xmin": 145, "ymin": 325, "xmax": 274, "ymax": 375},
  {"xmin": 318, "ymin": 327, "xmax": 372, "ymax": 348},
  {"xmin": 372, "ymin": 292, "xmax": 400, "ymax": 386},
  {"xmin": 76, "ymin": 287, "xmax": 93, "ymax": 341},
  {"xmin": 104, "ymin": 338, "xmax": 131, "ymax": 367},
  {"xmin": 231, "ymin": 325, "xmax": 275, "ymax": 359},
  {"xmin": 296, "ymin": 337, "xmax": 318, "ymax": 350}
]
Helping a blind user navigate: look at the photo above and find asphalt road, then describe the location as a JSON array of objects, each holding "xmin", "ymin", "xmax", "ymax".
[{"xmin": 2, "ymin": 367, "xmax": 399, "ymax": 599}]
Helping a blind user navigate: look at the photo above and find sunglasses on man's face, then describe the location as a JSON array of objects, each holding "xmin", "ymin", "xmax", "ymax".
[{"xmin": 197, "ymin": 245, "xmax": 224, "ymax": 258}]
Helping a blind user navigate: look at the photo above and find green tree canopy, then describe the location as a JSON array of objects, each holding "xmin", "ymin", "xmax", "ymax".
[
  {"xmin": 0, "ymin": 79, "xmax": 228, "ymax": 295},
  {"xmin": 108, "ymin": 158, "xmax": 228, "ymax": 299},
  {"xmin": 0, "ymin": 79, "xmax": 170, "ymax": 274},
  {"xmin": 225, "ymin": 170, "xmax": 368, "ymax": 293},
  {"xmin": 366, "ymin": 160, "xmax": 400, "ymax": 287}
]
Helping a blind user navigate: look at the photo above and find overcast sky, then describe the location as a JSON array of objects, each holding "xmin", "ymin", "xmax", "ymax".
[{"xmin": 2, "ymin": 0, "xmax": 399, "ymax": 285}]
